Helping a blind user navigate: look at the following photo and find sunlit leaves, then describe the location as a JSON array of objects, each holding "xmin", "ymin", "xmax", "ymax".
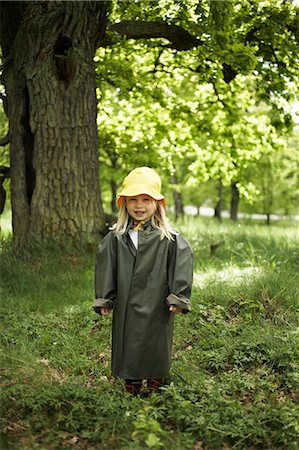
[{"xmin": 94, "ymin": 0, "xmax": 298, "ymax": 212}]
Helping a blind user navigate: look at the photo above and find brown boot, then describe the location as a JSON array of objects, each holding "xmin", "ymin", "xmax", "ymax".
[
  {"xmin": 125, "ymin": 379, "xmax": 142, "ymax": 396},
  {"xmin": 147, "ymin": 379, "xmax": 163, "ymax": 394}
]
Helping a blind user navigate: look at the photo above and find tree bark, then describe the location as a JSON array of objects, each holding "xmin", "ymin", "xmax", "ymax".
[{"xmin": 0, "ymin": 1, "xmax": 107, "ymax": 247}]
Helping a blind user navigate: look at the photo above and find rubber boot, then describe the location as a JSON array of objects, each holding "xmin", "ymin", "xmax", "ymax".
[
  {"xmin": 125, "ymin": 380, "xmax": 142, "ymax": 396},
  {"xmin": 147, "ymin": 379, "xmax": 163, "ymax": 394}
]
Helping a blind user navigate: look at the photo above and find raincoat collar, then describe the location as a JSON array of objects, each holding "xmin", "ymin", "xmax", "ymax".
[
  {"xmin": 124, "ymin": 220, "xmax": 154, "ymax": 257},
  {"xmin": 125, "ymin": 219, "xmax": 152, "ymax": 234}
]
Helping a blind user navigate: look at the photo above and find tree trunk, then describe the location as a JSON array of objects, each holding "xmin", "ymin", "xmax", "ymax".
[
  {"xmin": 110, "ymin": 179, "xmax": 117, "ymax": 214},
  {"xmin": 171, "ymin": 174, "xmax": 184, "ymax": 220},
  {"xmin": 173, "ymin": 190, "xmax": 184, "ymax": 220},
  {"xmin": 0, "ymin": 1, "xmax": 107, "ymax": 247},
  {"xmin": 108, "ymin": 150, "xmax": 118, "ymax": 214},
  {"xmin": 214, "ymin": 178, "xmax": 223, "ymax": 221},
  {"xmin": 230, "ymin": 181, "xmax": 239, "ymax": 222}
]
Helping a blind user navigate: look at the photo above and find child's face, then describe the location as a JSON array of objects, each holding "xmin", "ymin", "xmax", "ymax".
[{"xmin": 126, "ymin": 195, "xmax": 157, "ymax": 222}]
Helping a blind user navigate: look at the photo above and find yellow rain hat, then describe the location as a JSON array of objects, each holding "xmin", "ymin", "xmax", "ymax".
[{"xmin": 117, "ymin": 167, "xmax": 166, "ymax": 208}]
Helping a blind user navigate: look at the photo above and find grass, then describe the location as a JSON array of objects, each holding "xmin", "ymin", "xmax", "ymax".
[{"xmin": 0, "ymin": 217, "xmax": 298, "ymax": 449}]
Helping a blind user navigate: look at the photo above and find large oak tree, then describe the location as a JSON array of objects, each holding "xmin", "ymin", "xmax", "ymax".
[{"xmin": 0, "ymin": 1, "xmax": 107, "ymax": 247}]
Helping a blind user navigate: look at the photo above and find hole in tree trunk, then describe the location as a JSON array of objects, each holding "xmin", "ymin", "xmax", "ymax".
[{"xmin": 53, "ymin": 35, "xmax": 76, "ymax": 86}]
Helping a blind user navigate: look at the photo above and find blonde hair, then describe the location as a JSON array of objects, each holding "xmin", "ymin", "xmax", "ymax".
[{"xmin": 114, "ymin": 199, "xmax": 176, "ymax": 240}]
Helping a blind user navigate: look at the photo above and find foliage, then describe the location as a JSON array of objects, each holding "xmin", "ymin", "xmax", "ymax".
[
  {"xmin": 95, "ymin": 0, "xmax": 299, "ymax": 214},
  {"xmin": 1, "ymin": 218, "xmax": 298, "ymax": 449},
  {"xmin": 241, "ymin": 128, "xmax": 299, "ymax": 217}
]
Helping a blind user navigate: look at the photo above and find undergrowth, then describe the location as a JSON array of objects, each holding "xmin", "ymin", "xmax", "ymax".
[{"xmin": 0, "ymin": 218, "xmax": 298, "ymax": 449}]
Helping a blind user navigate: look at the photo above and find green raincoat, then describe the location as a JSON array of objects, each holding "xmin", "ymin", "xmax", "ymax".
[{"xmin": 93, "ymin": 221, "xmax": 193, "ymax": 380}]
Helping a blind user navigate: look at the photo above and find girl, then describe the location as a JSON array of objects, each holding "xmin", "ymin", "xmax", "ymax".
[{"xmin": 93, "ymin": 167, "xmax": 193, "ymax": 395}]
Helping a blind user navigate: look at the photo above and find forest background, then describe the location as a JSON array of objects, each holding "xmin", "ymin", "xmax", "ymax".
[
  {"xmin": 0, "ymin": 1, "xmax": 298, "ymax": 449},
  {"xmin": 0, "ymin": 0, "xmax": 298, "ymax": 244}
]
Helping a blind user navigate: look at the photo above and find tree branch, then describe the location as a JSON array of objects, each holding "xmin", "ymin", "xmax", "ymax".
[{"xmin": 105, "ymin": 20, "xmax": 202, "ymax": 50}]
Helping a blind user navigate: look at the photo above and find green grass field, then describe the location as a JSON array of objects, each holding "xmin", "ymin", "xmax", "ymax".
[{"xmin": 0, "ymin": 217, "xmax": 298, "ymax": 449}]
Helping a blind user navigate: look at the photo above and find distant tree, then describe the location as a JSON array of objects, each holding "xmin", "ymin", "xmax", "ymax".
[
  {"xmin": 214, "ymin": 179, "xmax": 224, "ymax": 222},
  {"xmin": 242, "ymin": 129, "xmax": 299, "ymax": 222}
]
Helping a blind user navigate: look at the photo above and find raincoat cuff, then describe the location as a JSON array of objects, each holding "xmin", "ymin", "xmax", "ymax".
[
  {"xmin": 166, "ymin": 294, "xmax": 191, "ymax": 314},
  {"xmin": 93, "ymin": 297, "xmax": 113, "ymax": 312}
]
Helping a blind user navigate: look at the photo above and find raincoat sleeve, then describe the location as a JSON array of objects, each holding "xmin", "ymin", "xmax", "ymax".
[
  {"xmin": 93, "ymin": 231, "xmax": 117, "ymax": 314},
  {"xmin": 166, "ymin": 233, "xmax": 193, "ymax": 313}
]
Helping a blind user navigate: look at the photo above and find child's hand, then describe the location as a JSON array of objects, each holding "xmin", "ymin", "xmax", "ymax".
[
  {"xmin": 100, "ymin": 307, "xmax": 110, "ymax": 316},
  {"xmin": 169, "ymin": 305, "xmax": 183, "ymax": 314}
]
